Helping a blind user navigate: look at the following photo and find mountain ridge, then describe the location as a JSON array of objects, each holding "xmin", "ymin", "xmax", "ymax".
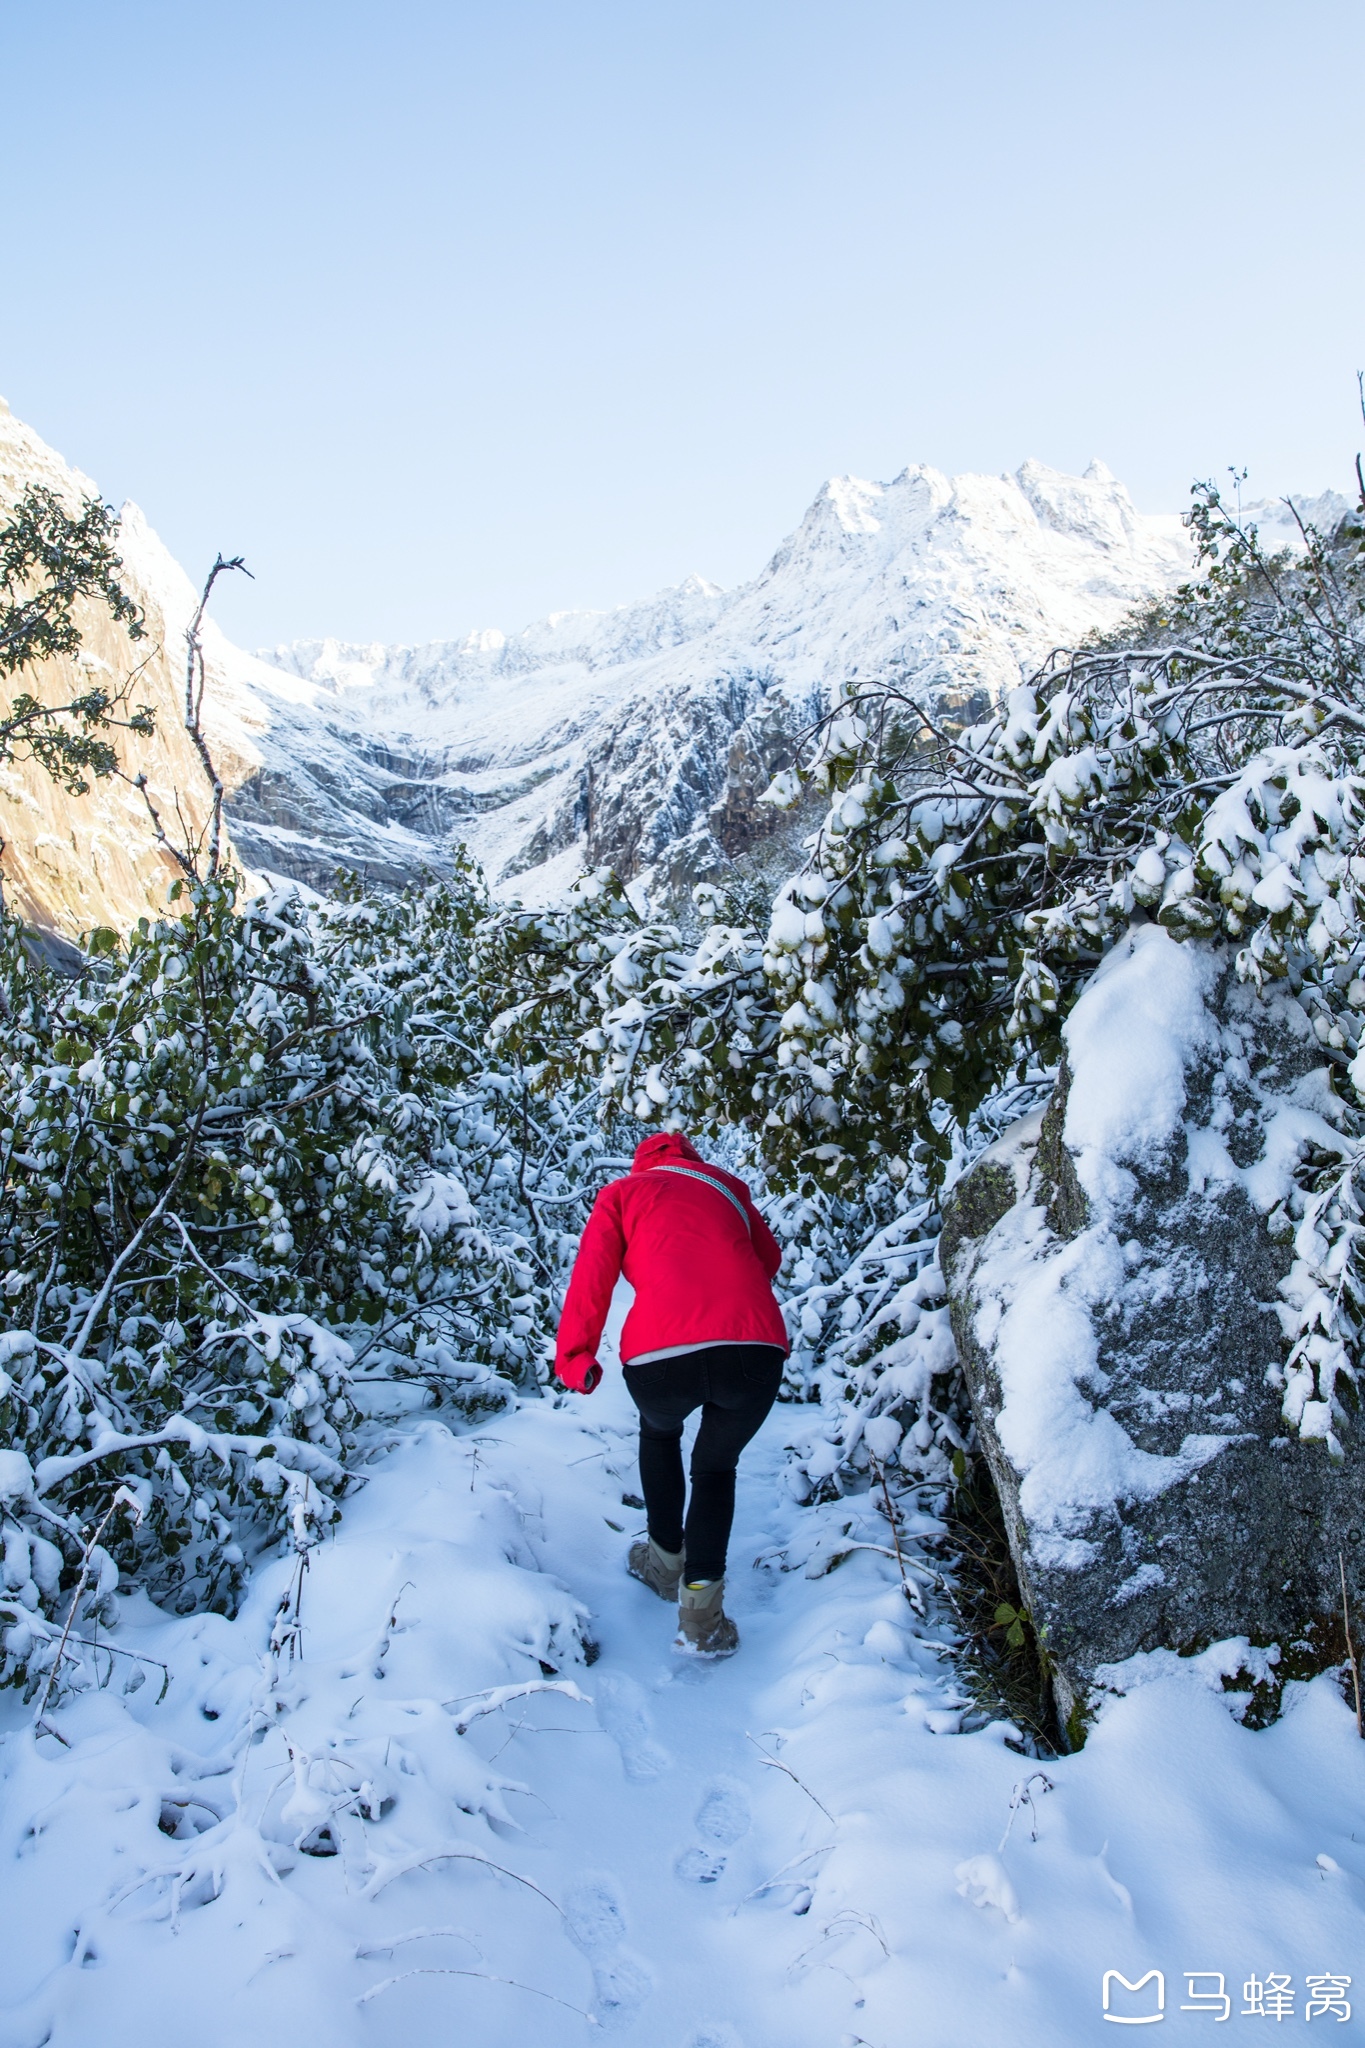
[
  {"xmin": 0, "ymin": 398, "xmax": 1347, "ymax": 929},
  {"xmin": 240, "ymin": 455, "xmax": 1208, "ymax": 903}
]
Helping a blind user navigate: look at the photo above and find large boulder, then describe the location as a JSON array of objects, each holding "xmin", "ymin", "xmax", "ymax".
[{"xmin": 941, "ymin": 924, "xmax": 1364, "ymax": 1743}]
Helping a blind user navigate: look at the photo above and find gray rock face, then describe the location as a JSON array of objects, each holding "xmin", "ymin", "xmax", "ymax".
[
  {"xmin": 496, "ymin": 669, "xmax": 805, "ymax": 896},
  {"xmin": 941, "ymin": 927, "xmax": 1365, "ymax": 1741},
  {"xmin": 239, "ymin": 459, "xmax": 1191, "ymax": 906}
]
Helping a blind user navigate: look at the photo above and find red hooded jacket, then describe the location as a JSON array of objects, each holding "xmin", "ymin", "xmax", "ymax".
[{"xmin": 554, "ymin": 1133, "xmax": 788, "ymax": 1392}]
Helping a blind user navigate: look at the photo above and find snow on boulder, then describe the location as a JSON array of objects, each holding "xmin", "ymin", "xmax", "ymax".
[{"xmin": 941, "ymin": 925, "xmax": 1364, "ymax": 1744}]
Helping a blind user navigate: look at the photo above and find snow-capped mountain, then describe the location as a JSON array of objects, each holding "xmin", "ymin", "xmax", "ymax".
[
  {"xmin": 239, "ymin": 459, "xmax": 1198, "ymax": 903},
  {"xmin": 3, "ymin": 394, "xmax": 1345, "ymax": 931}
]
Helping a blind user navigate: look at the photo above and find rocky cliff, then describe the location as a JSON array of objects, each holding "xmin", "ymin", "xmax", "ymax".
[
  {"xmin": 0, "ymin": 402, "xmax": 256, "ymax": 938},
  {"xmin": 942, "ymin": 927, "xmax": 1364, "ymax": 1742}
]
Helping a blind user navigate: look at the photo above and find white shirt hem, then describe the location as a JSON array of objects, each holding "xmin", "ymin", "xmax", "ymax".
[{"xmin": 623, "ymin": 1339, "xmax": 783, "ymax": 1366}]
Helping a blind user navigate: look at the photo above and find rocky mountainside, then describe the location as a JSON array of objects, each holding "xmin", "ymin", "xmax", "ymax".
[
  {"xmin": 1, "ymin": 399, "xmax": 1344, "ymax": 932},
  {"xmin": 247, "ymin": 461, "xmax": 1199, "ymax": 903},
  {"xmin": 0, "ymin": 402, "xmax": 252, "ymax": 937}
]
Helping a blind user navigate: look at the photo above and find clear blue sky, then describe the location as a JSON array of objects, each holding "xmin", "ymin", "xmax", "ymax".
[{"xmin": 2, "ymin": 0, "xmax": 1362, "ymax": 648}]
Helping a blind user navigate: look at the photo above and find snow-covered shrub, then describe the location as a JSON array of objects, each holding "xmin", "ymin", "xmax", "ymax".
[
  {"xmin": 762, "ymin": 1076, "xmax": 1052, "ymax": 1494},
  {"xmin": 496, "ymin": 475, "xmax": 1365, "ymax": 1461},
  {"xmin": 771, "ymin": 1172, "xmax": 958, "ymax": 1498},
  {"xmin": 0, "ymin": 856, "xmax": 605, "ymax": 1686}
]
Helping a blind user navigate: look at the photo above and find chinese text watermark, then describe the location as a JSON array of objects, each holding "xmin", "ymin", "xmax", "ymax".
[{"xmin": 1101, "ymin": 1971, "xmax": 1352, "ymax": 2024}]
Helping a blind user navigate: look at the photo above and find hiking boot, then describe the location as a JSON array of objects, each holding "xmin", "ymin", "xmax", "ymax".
[
  {"xmin": 627, "ymin": 1536, "xmax": 683, "ymax": 1600},
  {"xmin": 675, "ymin": 1577, "xmax": 739, "ymax": 1658}
]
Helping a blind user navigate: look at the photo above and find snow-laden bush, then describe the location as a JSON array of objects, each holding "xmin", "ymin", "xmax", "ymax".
[
  {"xmin": 494, "ymin": 475, "xmax": 1365, "ymax": 1464},
  {"xmin": 760, "ymin": 1077, "xmax": 1050, "ymax": 1495},
  {"xmin": 770, "ymin": 1172, "xmax": 957, "ymax": 1498},
  {"xmin": 0, "ymin": 856, "xmax": 605, "ymax": 1688}
]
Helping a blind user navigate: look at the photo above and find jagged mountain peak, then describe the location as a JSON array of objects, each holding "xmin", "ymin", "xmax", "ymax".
[
  {"xmin": 232, "ymin": 454, "xmax": 1193, "ymax": 904},
  {"xmin": 4, "ymin": 398, "xmax": 1340, "ymax": 927},
  {"xmin": 758, "ymin": 456, "xmax": 1179, "ymax": 597}
]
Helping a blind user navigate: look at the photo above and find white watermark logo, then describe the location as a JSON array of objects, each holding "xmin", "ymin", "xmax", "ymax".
[
  {"xmin": 1103, "ymin": 1972, "xmax": 1165, "ymax": 2025},
  {"xmin": 1101, "ymin": 1971, "xmax": 1351, "ymax": 2024}
]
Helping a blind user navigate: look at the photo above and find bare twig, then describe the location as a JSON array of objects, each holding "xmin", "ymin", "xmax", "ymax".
[
  {"xmin": 34, "ymin": 1486, "xmax": 143, "ymax": 1733},
  {"xmin": 360, "ymin": 1844, "xmax": 564, "ymax": 1916},
  {"xmin": 357, "ymin": 1965, "xmax": 596, "ymax": 2020},
  {"xmin": 789, "ymin": 1907, "xmax": 890, "ymax": 1980},
  {"xmin": 745, "ymin": 1731, "xmax": 835, "ymax": 1822},
  {"xmin": 731, "ymin": 1842, "xmax": 835, "ymax": 1914},
  {"xmin": 184, "ymin": 555, "xmax": 250, "ymax": 878},
  {"xmin": 998, "ymin": 1770, "xmax": 1055, "ymax": 1851},
  {"xmin": 130, "ymin": 768, "xmax": 197, "ymax": 881},
  {"xmin": 445, "ymin": 1679, "xmax": 592, "ymax": 1735},
  {"xmin": 1340, "ymin": 1549, "xmax": 1363, "ymax": 1738},
  {"xmin": 868, "ymin": 1452, "xmax": 926, "ymax": 1616},
  {"xmin": 269, "ymin": 1544, "xmax": 311, "ymax": 1664},
  {"xmin": 356, "ymin": 1927, "xmax": 481, "ymax": 1958},
  {"xmin": 805, "ymin": 1538, "xmax": 934, "ymax": 1584},
  {"xmin": 129, "ymin": 554, "xmax": 249, "ymax": 879},
  {"xmin": 61, "ymin": 1633, "xmax": 172, "ymax": 1702}
]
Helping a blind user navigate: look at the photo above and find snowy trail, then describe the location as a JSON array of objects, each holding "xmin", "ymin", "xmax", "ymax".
[{"xmin": 5, "ymin": 1358, "xmax": 1365, "ymax": 2045}]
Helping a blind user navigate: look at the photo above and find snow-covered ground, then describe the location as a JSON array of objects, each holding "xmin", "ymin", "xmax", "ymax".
[{"xmin": 4, "ymin": 1296, "xmax": 1364, "ymax": 2047}]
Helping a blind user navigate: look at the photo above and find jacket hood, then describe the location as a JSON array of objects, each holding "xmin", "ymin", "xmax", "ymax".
[{"xmin": 631, "ymin": 1131, "xmax": 705, "ymax": 1172}]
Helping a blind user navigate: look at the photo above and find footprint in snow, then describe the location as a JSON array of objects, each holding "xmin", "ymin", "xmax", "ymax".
[
  {"xmin": 563, "ymin": 1871, "xmax": 654, "ymax": 2029},
  {"xmin": 594, "ymin": 1672, "xmax": 672, "ymax": 1781},
  {"xmin": 591, "ymin": 1949, "xmax": 654, "ymax": 2031},
  {"xmin": 695, "ymin": 1780, "xmax": 750, "ymax": 1845},
  {"xmin": 566, "ymin": 1872, "xmax": 629, "ymax": 1958},
  {"xmin": 675, "ymin": 1845, "xmax": 728, "ymax": 1884},
  {"xmin": 684, "ymin": 2028, "xmax": 744, "ymax": 2048},
  {"xmin": 675, "ymin": 1778, "xmax": 751, "ymax": 1883}
]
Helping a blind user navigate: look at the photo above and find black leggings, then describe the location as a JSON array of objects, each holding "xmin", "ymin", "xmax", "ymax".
[{"xmin": 623, "ymin": 1344, "xmax": 785, "ymax": 1581}]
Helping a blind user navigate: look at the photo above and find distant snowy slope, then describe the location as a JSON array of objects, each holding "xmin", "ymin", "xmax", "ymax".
[
  {"xmin": 244, "ymin": 459, "xmax": 1198, "ymax": 901},
  {"xmin": 5, "ymin": 392, "xmax": 1343, "ymax": 918},
  {"xmin": 1240, "ymin": 489, "xmax": 1353, "ymax": 554}
]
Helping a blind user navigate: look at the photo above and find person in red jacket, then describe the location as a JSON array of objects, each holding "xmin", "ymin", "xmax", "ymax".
[{"xmin": 555, "ymin": 1130, "xmax": 788, "ymax": 1657}]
